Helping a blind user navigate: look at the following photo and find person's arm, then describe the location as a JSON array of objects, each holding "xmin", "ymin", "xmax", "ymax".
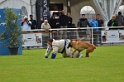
[
  {"xmin": 96, "ymin": 21, "xmax": 98, "ymax": 27},
  {"xmin": 107, "ymin": 20, "xmax": 111, "ymax": 26},
  {"xmin": 50, "ymin": 40, "xmax": 59, "ymax": 59},
  {"xmin": 44, "ymin": 45, "xmax": 52, "ymax": 58},
  {"xmin": 41, "ymin": 23, "xmax": 44, "ymax": 29},
  {"xmin": 101, "ymin": 20, "xmax": 104, "ymax": 27},
  {"xmin": 70, "ymin": 17, "xmax": 72, "ymax": 26},
  {"xmin": 77, "ymin": 21, "xmax": 80, "ymax": 27},
  {"xmin": 115, "ymin": 20, "xmax": 118, "ymax": 26},
  {"xmin": 89, "ymin": 20, "xmax": 93, "ymax": 27},
  {"xmin": 41, "ymin": 23, "xmax": 51, "ymax": 30},
  {"xmin": 45, "ymin": 23, "xmax": 51, "ymax": 30},
  {"xmin": 47, "ymin": 23, "xmax": 51, "ymax": 29},
  {"xmin": 28, "ymin": 20, "xmax": 32, "ymax": 26},
  {"xmin": 50, "ymin": 46, "xmax": 58, "ymax": 59},
  {"xmin": 87, "ymin": 20, "xmax": 91, "ymax": 27},
  {"xmin": 34, "ymin": 20, "xmax": 37, "ymax": 29}
]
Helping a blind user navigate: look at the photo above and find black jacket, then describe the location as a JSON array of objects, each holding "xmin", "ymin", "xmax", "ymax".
[
  {"xmin": 67, "ymin": 16, "xmax": 72, "ymax": 27},
  {"xmin": 59, "ymin": 14, "xmax": 68, "ymax": 26},
  {"xmin": 107, "ymin": 19, "xmax": 119, "ymax": 30},
  {"xmin": 77, "ymin": 18, "xmax": 91, "ymax": 27},
  {"xmin": 107, "ymin": 20, "xmax": 118, "ymax": 26},
  {"xmin": 29, "ymin": 19, "xmax": 37, "ymax": 29},
  {"xmin": 50, "ymin": 17, "xmax": 60, "ymax": 29}
]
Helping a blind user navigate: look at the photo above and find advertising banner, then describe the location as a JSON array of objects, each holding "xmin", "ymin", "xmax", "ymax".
[
  {"xmin": 22, "ymin": 33, "xmax": 42, "ymax": 47},
  {"xmin": 101, "ymin": 30, "xmax": 124, "ymax": 43},
  {"xmin": 36, "ymin": 0, "xmax": 50, "ymax": 28}
]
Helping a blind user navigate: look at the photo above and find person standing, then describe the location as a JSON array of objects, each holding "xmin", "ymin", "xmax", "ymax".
[
  {"xmin": 96, "ymin": 14, "xmax": 104, "ymax": 44},
  {"xmin": 107, "ymin": 15, "xmax": 118, "ymax": 30},
  {"xmin": 29, "ymin": 15, "xmax": 37, "ymax": 29},
  {"xmin": 59, "ymin": 10, "xmax": 68, "ymax": 27},
  {"xmin": 89, "ymin": 15, "xmax": 98, "ymax": 30},
  {"xmin": 41, "ymin": 20, "xmax": 51, "ymax": 48},
  {"xmin": 59, "ymin": 10, "xmax": 68, "ymax": 39},
  {"xmin": 49, "ymin": 13, "xmax": 60, "ymax": 39},
  {"xmin": 89, "ymin": 15, "xmax": 98, "ymax": 45},
  {"xmin": 77, "ymin": 14, "xmax": 91, "ymax": 27},
  {"xmin": 21, "ymin": 16, "xmax": 31, "ymax": 49},
  {"xmin": 115, "ymin": 12, "xmax": 124, "ymax": 29},
  {"xmin": 21, "ymin": 16, "xmax": 31, "ymax": 31},
  {"xmin": 96, "ymin": 14, "xmax": 104, "ymax": 30},
  {"xmin": 50, "ymin": 13, "xmax": 60, "ymax": 29},
  {"xmin": 66, "ymin": 12, "xmax": 73, "ymax": 39},
  {"xmin": 67, "ymin": 12, "xmax": 72, "ymax": 28},
  {"xmin": 77, "ymin": 14, "xmax": 91, "ymax": 38}
]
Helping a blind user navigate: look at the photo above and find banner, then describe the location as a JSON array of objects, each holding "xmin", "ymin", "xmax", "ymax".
[
  {"xmin": 43, "ymin": 0, "xmax": 50, "ymax": 20},
  {"xmin": 22, "ymin": 33, "xmax": 42, "ymax": 47},
  {"xmin": 101, "ymin": 30, "xmax": 124, "ymax": 43},
  {"xmin": 36, "ymin": 0, "xmax": 50, "ymax": 28}
]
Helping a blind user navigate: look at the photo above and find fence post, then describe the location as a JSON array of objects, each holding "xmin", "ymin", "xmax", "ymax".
[{"xmin": 91, "ymin": 27, "xmax": 94, "ymax": 44}]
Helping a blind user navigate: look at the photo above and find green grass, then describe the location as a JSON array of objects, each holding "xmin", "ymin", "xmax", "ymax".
[{"xmin": 0, "ymin": 45, "xmax": 124, "ymax": 82}]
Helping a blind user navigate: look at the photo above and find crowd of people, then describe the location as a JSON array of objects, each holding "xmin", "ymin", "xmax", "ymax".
[
  {"xmin": 20, "ymin": 10, "xmax": 73, "ymax": 31},
  {"xmin": 20, "ymin": 10, "xmax": 124, "ymax": 47}
]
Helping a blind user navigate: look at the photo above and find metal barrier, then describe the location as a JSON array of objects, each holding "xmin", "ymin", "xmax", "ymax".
[{"xmin": 22, "ymin": 26, "xmax": 124, "ymax": 48}]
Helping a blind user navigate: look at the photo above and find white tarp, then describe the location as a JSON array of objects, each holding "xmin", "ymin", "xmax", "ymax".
[{"xmin": 93, "ymin": 0, "xmax": 122, "ymax": 27}]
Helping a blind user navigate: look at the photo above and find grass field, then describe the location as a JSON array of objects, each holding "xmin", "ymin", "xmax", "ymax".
[{"xmin": 0, "ymin": 45, "xmax": 124, "ymax": 82}]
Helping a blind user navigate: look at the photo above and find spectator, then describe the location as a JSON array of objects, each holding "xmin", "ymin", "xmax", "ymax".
[
  {"xmin": 67, "ymin": 12, "xmax": 72, "ymax": 28},
  {"xmin": 21, "ymin": 16, "xmax": 31, "ymax": 49},
  {"xmin": 29, "ymin": 15, "xmax": 37, "ymax": 29},
  {"xmin": 50, "ymin": 13, "xmax": 60, "ymax": 29},
  {"xmin": 107, "ymin": 15, "xmax": 118, "ymax": 30},
  {"xmin": 77, "ymin": 14, "xmax": 91, "ymax": 38},
  {"xmin": 96, "ymin": 14, "xmax": 104, "ymax": 30},
  {"xmin": 89, "ymin": 15, "xmax": 98, "ymax": 30},
  {"xmin": 49, "ymin": 13, "xmax": 60, "ymax": 39},
  {"xmin": 77, "ymin": 14, "xmax": 91, "ymax": 27},
  {"xmin": 59, "ymin": 10, "xmax": 68, "ymax": 27},
  {"xmin": 21, "ymin": 16, "xmax": 31, "ymax": 31},
  {"xmin": 89, "ymin": 15, "xmax": 98, "ymax": 45},
  {"xmin": 116, "ymin": 12, "xmax": 124, "ymax": 28},
  {"xmin": 59, "ymin": 10, "xmax": 68, "ymax": 39},
  {"xmin": 96, "ymin": 14, "xmax": 104, "ymax": 44},
  {"xmin": 66, "ymin": 12, "xmax": 73, "ymax": 39},
  {"xmin": 41, "ymin": 20, "xmax": 51, "ymax": 48},
  {"xmin": 20, "ymin": 18, "xmax": 24, "ymax": 23}
]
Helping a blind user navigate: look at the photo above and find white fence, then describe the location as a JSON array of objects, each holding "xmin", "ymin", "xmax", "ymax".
[{"xmin": 22, "ymin": 26, "xmax": 124, "ymax": 48}]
